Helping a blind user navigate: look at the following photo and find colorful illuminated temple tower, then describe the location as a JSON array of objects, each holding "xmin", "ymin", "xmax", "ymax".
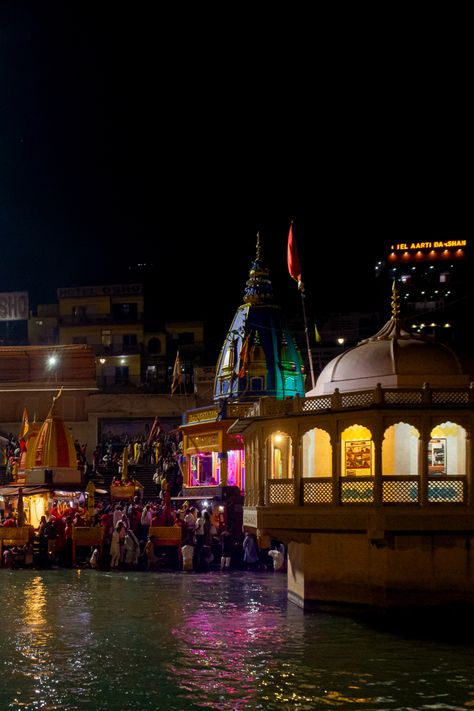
[
  {"xmin": 214, "ymin": 232, "xmax": 305, "ymax": 401},
  {"xmin": 180, "ymin": 234, "xmax": 305, "ymax": 531}
]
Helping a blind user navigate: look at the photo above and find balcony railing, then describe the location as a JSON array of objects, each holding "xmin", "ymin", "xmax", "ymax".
[
  {"xmin": 59, "ymin": 314, "xmax": 143, "ymax": 327},
  {"xmin": 92, "ymin": 344, "xmax": 143, "ymax": 356},
  {"xmin": 246, "ymin": 383, "xmax": 474, "ymax": 419},
  {"xmin": 264, "ymin": 475, "xmax": 467, "ymax": 506}
]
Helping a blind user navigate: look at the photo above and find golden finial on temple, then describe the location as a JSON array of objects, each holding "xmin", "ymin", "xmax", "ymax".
[
  {"xmin": 391, "ymin": 280, "xmax": 400, "ymax": 318},
  {"xmin": 256, "ymin": 231, "xmax": 261, "ymax": 261},
  {"xmin": 48, "ymin": 387, "xmax": 63, "ymax": 417}
]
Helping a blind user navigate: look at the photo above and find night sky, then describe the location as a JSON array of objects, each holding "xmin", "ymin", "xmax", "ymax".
[{"xmin": 1, "ymin": 4, "xmax": 470, "ymax": 343}]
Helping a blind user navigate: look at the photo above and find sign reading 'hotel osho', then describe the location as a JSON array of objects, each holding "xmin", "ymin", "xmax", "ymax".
[{"xmin": 0, "ymin": 292, "xmax": 29, "ymax": 321}]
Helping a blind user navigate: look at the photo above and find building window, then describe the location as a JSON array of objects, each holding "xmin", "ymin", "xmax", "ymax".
[
  {"xmin": 102, "ymin": 330, "xmax": 112, "ymax": 347},
  {"xmin": 146, "ymin": 365, "xmax": 157, "ymax": 382},
  {"xmin": 178, "ymin": 332, "xmax": 195, "ymax": 345},
  {"xmin": 148, "ymin": 337, "xmax": 161, "ymax": 354},
  {"xmin": 123, "ymin": 334, "xmax": 137, "ymax": 347},
  {"xmin": 250, "ymin": 377, "xmax": 264, "ymax": 391},
  {"xmin": 112, "ymin": 303, "xmax": 138, "ymax": 322},
  {"xmin": 115, "ymin": 366, "xmax": 129, "ymax": 384},
  {"xmin": 72, "ymin": 305, "xmax": 86, "ymax": 321}
]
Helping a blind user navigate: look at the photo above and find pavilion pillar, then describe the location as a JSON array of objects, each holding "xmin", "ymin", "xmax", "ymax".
[{"xmin": 219, "ymin": 452, "xmax": 228, "ymax": 486}]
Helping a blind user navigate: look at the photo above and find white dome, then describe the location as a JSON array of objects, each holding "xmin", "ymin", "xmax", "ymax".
[{"xmin": 308, "ymin": 318, "xmax": 474, "ymax": 396}]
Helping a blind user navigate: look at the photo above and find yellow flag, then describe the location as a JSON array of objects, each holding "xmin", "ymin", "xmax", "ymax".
[
  {"xmin": 171, "ymin": 351, "xmax": 183, "ymax": 395},
  {"xmin": 314, "ymin": 324, "xmax": 322, "ymax": 343},
  {"xmin": 19, "ymin": 408, "xmax": 29, "ymax": 440}
]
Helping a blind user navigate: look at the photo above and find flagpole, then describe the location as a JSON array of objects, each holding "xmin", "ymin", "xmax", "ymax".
[
  {"xmin": 181, "ymin": 369, "xmax": 188, "ymax": 411},
  {"xmin": 300, "ymin": 288, "xmax": 316, "ymax": 390},
  {"xmin": 287, "ymin": 219, "xmax": 316, "ymax": 391}
]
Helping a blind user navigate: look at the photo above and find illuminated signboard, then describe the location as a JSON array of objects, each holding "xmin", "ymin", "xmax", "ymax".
[
  {"xmin": 0, "ymin": 292, "xmax": 29, "ymax": 322},
  {"xmin": 57, "ymin": 284, "xmax": 142, "ymax": 298},
  {"xmin": 388, "ymin": 240, "xmax": 468, "ymax": 263},
  {"xmin": 390, "ymin": 240, "xmax": 467, "ymax": 251}
]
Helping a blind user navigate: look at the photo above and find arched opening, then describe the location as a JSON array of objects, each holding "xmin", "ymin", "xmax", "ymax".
[
  {"xmin": 340, "ymin": 424, "xmax": 373, "ymax": 503},
  {"xmin": 427, "ymin": 421, "xmax": 467, "ymax": 503},
  {"xmin": 341, "ymin": 425, "xmax": 373, "ymax": 477},
  {"xmin": 302, "ymin": 427, "xmax": 332, "ymax": 477},
  {"xmin": 265, "ymin": 430, "xmax": 294, "ymax": 505},
  {"xmin": 268, "ymin": 431, "xmax": 293, "ymax": 479},
  {"xmin": 382, "ymin": 422, "xmax": 420, "ymax": 476},
  {"xmin": 382, "ymin": 422, "xmax": 420, "ymax": 503},
  {"xmin": 429, "ymin": 421, "xmax": 466, "ymax": 476}
]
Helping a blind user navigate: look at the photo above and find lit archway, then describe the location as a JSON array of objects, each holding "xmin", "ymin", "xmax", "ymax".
[
  {"xmin": 302, "ymin": 427, "xmax": 332, "ymax": 477},
  {"xmin": 382, "ymin": 422, "xmax": 420, "ymax": 476},
  {"xmin": 429, "ymin": 421, "xmax": 467, "ymax": 476},
  {"xmin": 341, "ymin": 425, "xmax": 373, "ymax": 477},
  {"xmin": 267, "ymin": 431, "xmax": 293, "ymax": 479}
]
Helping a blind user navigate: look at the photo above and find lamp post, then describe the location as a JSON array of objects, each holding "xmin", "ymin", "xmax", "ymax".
[
  {"xmin": 337, "ymin": 337, "xmax": 345, "ymax": 352},
  {"xmin": 99, "ymin": 357, "xmax": 106, "ymax": 388},
  {"xmin": 47, "ymin": 354, "xmax": 59, "ymax": 383}
]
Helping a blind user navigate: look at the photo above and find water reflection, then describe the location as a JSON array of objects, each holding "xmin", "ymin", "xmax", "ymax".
[{"xmin": 1, "ymin": 570, "xmax": 474, "ymax": 710}]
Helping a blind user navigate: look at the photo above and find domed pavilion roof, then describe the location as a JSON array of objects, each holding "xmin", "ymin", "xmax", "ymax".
[
  {"xmin": 214, "ymin": 233, "xmax": 305, "ymax": 401},
  {"xmin": 308, "ymin": 283, "xmax": 474, "ymax": 396}
]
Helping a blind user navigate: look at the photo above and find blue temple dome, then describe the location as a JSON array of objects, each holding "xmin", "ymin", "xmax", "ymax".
[{"xmin": 214, "ymin": 233, "xmax": 305, "ymax": 401}]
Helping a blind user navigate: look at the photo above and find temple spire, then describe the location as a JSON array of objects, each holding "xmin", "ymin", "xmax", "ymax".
[
  {"xmin": 391, "ymin": 280, "xmax": 400, "ymax": 319},
  {"xmin": 256, "ymin": 231, "xmax": 261, "ymax": 261},
  {"xmin": 242, "ymin": 231, "xmax": 274, "ymax": 306}
]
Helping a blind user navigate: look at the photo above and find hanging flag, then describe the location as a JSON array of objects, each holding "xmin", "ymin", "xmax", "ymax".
[
  {"xmin": 314, "ymin": 323, "xmax": 322, "ymax": 343},
  {"xmin": 287, "ymin": 221, "xmax": 304, "ymax": 291},
  {"xmin": 171, "ymin": 351, "xmax": 183, "ymax": 395},
  {"xmin": 237, "ymin": 333, "xmax": 251, "ymax": 378}
]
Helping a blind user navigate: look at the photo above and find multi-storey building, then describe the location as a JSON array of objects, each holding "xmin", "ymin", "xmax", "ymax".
[
  {"xmin": 56, "ymin": 283, "xmax": 144, "ymax": 388},
  {"xmin": 27, "ymin": 284, "xmax": 209, "ymax": 393},
  {"xmin": 375, "ymin": 237, "xmax": 471, "ymax": 352}
]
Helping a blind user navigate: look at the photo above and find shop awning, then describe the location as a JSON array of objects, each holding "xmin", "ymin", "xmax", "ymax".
[{"xmin": 0, "ymin": 486, "xmax": 52, "ymax": 497}]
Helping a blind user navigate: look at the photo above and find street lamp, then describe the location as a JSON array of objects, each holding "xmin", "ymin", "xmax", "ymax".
[
  {"xmin": 99, "ymin": 358, "xmax": 106, "ymax": 387},
  {"xmin": 47, "ymin": 354, "xmax": 59, "ymax": 382}
]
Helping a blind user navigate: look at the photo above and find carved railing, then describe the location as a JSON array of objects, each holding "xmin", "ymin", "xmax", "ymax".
[
  {"xmin": 249, "ymin": 384, "xmax": 474, "ymax": 418},
  {"xmin": 267, "ymin": 479, "xmax": 295, "ymax": 505},
  {"xmin": 260, "ymin": 474, "xmax": 467, "ymax": 507}
]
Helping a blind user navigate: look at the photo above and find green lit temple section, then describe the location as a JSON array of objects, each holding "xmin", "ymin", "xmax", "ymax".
[{"xmin": 214, "ymin": 234, "xmax": 305, "ymax": 402}]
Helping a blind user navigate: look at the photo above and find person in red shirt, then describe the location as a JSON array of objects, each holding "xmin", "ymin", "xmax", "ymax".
[{"xmin": 2, "ymin": 513, "xmax": 17, "ymax": 527}]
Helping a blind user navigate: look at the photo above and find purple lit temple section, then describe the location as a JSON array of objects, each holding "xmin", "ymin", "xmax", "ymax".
[{"xmin": 187, "ymin": 450, "xmax": 245, "ymax": 490}]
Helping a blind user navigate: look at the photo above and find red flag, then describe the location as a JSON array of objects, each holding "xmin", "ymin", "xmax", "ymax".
[
  {"xmin": 237, "ymin": 333, "xmax": 251, "ymax": 378},
  {"xmin": 287, "ymin": 222, "xmax": 304, "ymax": 291},
  {"xmin": 146, "ymin": 417, "xmax": 161, "ymax": 448},
  {"xmin": 171, "ymin": 351, "xmax": 183, "ymax": 395}
]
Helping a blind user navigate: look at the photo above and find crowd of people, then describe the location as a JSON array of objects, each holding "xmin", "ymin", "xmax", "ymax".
[
  {"xmin": 1, "ymin": 420, "xmax": 286, "ymax": 572},
  {"xmin": 1, "ymin": 494, "xmax": 286, "ymax": 573}
]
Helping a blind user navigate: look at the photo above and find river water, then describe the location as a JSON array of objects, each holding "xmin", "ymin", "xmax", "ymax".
[{"xmin": 1, "ymin": 569, "xmax": 473, "ymax": 710}]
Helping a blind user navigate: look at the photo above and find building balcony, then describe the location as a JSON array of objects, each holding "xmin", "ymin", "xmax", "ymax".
[
  {"xmin": 243, "ymin": 474, "xmax": 471, "ymax": 543},
  {"xmin": 58, "ymin": 314, "xmax": 143, "ymax": 327},
  {"xmin": 93, "ymin": 344, "xmax": 143, "ymax": 357}
]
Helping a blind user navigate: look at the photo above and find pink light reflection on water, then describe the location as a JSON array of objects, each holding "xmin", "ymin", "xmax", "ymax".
[{"xmin": 168, "ymin": 599, "xmax": 286, "ymax": 708}]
